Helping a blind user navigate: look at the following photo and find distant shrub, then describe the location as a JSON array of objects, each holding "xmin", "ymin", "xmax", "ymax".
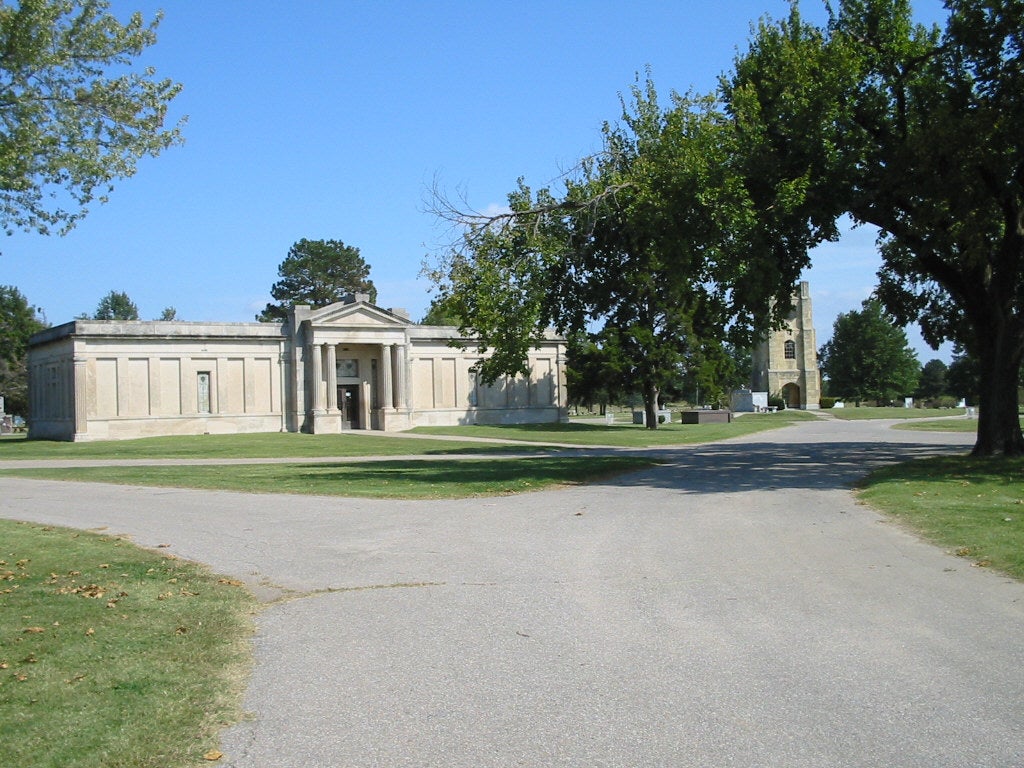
[
  {"xmin": 921, "ymin": 396, "xmax": 960, "ymax": 409},
  {"xmin": 819, "ymin": 396, "xmax": 836, "ymax": 409},
  {"xmin": 768, "ymin": 394, "xmax": 786, "ymax": 410}
]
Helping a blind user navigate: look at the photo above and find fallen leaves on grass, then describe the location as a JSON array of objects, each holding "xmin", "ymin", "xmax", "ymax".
[{"xmin": 54, "ymin": 583, "xmax": 106, "ymax": 598}]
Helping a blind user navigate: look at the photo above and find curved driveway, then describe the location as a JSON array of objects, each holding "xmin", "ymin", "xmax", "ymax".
[{"xmin": 2, "ymin": 417, "xmax": 1022, "ymax": 767}]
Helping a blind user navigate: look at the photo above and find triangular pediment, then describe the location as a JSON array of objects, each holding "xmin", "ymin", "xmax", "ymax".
[{"xmin": 305, "ymin": 300, "xmax": 409, "ymax": 328}]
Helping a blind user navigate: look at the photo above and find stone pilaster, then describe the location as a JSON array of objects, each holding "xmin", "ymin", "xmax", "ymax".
[
  {"xmin": 73, "ymin": 356, "xmax": 88, "ymax": 439},
  {"xmin": 310, "ymin": 343, "xmax": 325, "ymax": 412}
]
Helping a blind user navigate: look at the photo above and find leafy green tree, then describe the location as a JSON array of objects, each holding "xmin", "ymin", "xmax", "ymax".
[
  {"xmin": 259, "ymin": 239, "xmax": 376, "ymax": 322},
  {"xmin": 0, "ymin": 0, "xmax": 184, "ymax": 238},
  {"xmin": 946, "ymin": 349, "xmax": 980, "ymax": 405},
  {"xmin": 819, "ymin": 299, "xmax": 920, "ymax": 405},
  {"xmin": 429, "ymin": 82, "xmax": 798, "ymax": 428},
  {"xmin": 157, "ymin": 306, "xmax": 177, "ymax": 321},
  {"xmin": 93, "ymin": 290, "xmax": 139, "ymax": 320},
  {"xmin": 725, "ymin": 0, "xmax": 1024, "ymax": 454},
  {"xmin": 688, "ymin": 342, "xmax": 749, "ymax": 407},
  {"xmin": 565, "ymin": 332, "xmax": 617, "ymax": 414},
  {"xmin": 916, "ymin": 359, "xmax": 948, "ymax": 401},
  {"xmin": 0, "ymin": 285, "xmax": 47, "ymax": 416},
  {"xmin": 419, "ymin": 295, "xmax": 462, "ymax": 326},
  {"xmin": 0, "ymin": 285, "xmax": 46, "ymax": 364},
  {"xmin": 0, "ymin": 357, "xmax": 26, "ymax": 415}
]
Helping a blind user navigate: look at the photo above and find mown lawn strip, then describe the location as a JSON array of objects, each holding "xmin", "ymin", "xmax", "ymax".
[
  {"xmin": 826, "ymin": 406, "xmax": 969, "ymax": 421},
  {"xmin": 412, "ymin": 411, "xmax": 815, "ymax": 447},
  {"xmin": 0, "ymin": 432, "xmax": 549, "ymax": 461},
  {"xmin": 0, "ymin": 520, "xmax": 257, "ymax": 768}
]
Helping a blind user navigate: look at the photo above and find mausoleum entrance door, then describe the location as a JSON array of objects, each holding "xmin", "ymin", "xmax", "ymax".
[
  {"xmin": 340, "ymin": 385, "xmax": 360, "ymax": 429},
  {"xmin": 782, "ymin": 383, "xmax": 801, "ymax": 409}
]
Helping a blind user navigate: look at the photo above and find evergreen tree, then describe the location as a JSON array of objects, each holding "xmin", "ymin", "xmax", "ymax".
[
  {"xmin": 916, "ymin": 359, "xmax": 949, "ymax": 401},
  {"xmin": 93, "ymin": 290, "xmax": 139, "ymax": 320},
  {"xmin": 259, "ymin": 239, "xmax": 376, "ymax": 322}
]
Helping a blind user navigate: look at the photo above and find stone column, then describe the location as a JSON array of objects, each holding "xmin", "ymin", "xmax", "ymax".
[
  {"xmin": 326, "ymin": 344, "xmax": 338, "ymax": 410},
  {"xmin": 394, "ymin": 344, "xmax": 408, "ymax": 409},
  {"xmin": 381, "ymin": 344, "xmax": 394, "ymax": 409},
  {"xmin": 310, "ymin": 343, "xmax": 325, "ymax": 412}
]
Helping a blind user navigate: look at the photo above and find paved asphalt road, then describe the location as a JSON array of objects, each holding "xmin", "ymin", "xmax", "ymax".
[{"xmin": 2, "ymin": 417, "xmax": 1023, "ymax": 767}]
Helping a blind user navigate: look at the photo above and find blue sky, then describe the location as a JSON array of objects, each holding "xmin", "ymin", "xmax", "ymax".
[{"xmin": 3, "ymin": 0, "xmax": 951, "ymax": 361}]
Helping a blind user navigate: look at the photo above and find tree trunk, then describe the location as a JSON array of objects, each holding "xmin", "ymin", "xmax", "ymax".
[
  {"xmin": 972, "ymin": 321, "xmax": 1024, "ymax": 457},
  {"xmin": 643, "ymin": 380, "xmax": 660, "ymax": 430}
]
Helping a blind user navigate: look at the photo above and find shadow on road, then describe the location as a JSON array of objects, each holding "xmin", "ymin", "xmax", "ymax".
[{"xmin": 616, "ymin": 440, "xmax": 970, "ymax": 494}]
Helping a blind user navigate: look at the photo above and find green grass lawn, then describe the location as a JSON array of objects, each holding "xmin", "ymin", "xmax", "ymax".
[
  {"xmin": 826, "ymin": 406, "xmax": 968, "ymax": 420},
  {"xmin": 0, "ymin": 520, "xmax": 257, "ymax": 768},
  {"xmin": 0, "ymin": 456, "xmax": 659, "ymax": 499},
  {"xmin": 412, "ymin": 410, "xmax": 815, "ymax": 447},
  {"xmin": 858, "ymin": 455, "xmax": 1024, "ymax": 579},
  {"xmin": 0, "ymin": 431, "xmax": 549, "ymax": 460},
  {"xmin": 0, "ymin": 412, "xmax": 811, "ymax": 461},
  {"xmin": 0, "ymin": 415, "xmax": 810, "ymax": 498}
]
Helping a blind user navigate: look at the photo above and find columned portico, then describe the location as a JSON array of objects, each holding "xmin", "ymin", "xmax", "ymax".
[{"xmin": 309, "ymin": 341, "xmax": 343, "ymax": 434}]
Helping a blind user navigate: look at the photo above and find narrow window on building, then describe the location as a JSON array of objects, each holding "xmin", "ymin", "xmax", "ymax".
[
  {"xmin": 197, "ymin": 372, "xmax": 211, "ymax": 413},
  {"xmin": 784, "ymin": 340, "xmax": 796, "ymax": 360}
]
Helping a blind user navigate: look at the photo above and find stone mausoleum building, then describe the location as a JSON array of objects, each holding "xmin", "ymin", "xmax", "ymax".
[
  {"xmin": 26, "ymin": 294, "xmax": 567, "ymax": 441},
  {"xmin": 750, "ymin": 281, "xmax": 821, "ymax": 409}
]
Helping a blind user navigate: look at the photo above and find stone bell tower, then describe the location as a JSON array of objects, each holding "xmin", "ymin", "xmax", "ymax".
[{"xmin": 751, "ymin": 281, "xmax": 821, "ymax": 409}]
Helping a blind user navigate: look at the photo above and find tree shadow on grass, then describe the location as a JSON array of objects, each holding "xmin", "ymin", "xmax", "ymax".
[{"xmin": 286, "ymin": 456, "xmax": 654, "ymax": 495}]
